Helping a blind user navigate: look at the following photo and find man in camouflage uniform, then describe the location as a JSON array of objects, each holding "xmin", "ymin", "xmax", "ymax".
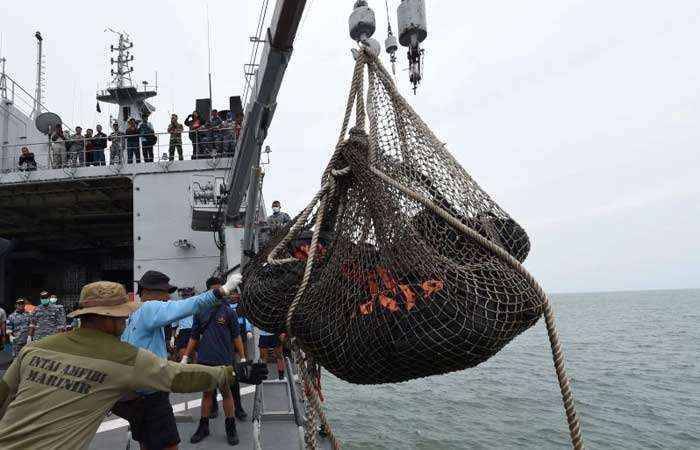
[
  {"xmin": 6, "ymin": 299, "xmax": 31, "ymax": 357},
  {"xmin": 267, "ymin": 200, "xmax": 291, "ymax": 230},
  {"xmin": 48, "ymin": 293, "xmax": 67, "ymax": 333},
  {"xmin": 29, "ymin": 292, "xmax": 65, "ymax": 342}
]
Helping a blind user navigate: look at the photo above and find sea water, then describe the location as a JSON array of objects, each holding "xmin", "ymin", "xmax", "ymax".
[{"xmin": 322, "ymin": 289, "xmax": 700, "ymax": 449}]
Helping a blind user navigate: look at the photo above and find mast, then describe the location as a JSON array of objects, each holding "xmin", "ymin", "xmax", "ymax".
[
  {"xmin": 107, "ymin": 29, "xmax": 134, "ymax": 89},
  {"xmin": 206, "ymin": 4, "xmax": 213, "ymax": 109},
  {"xmin": 0, "ymin": 55, "xmax": 7, "ymax": 101},
  {"xmin": 31, "ymin": 31, "xmax": 45, "ymax": 118}
]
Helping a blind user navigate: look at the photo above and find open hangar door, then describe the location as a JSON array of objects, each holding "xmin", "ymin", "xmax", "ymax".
[{"xmin": 0, "ymin": 177, "xmax": 133, "ymax": 313}]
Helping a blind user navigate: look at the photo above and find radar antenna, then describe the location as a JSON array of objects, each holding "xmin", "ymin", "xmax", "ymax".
[{"xmin": 105, "ymin": 28, "xmax": 135, "ymax": 88}]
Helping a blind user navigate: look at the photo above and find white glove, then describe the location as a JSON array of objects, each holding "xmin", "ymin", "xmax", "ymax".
[
  {"xmin": 239, "ymin": 358, "xmax": 247, "ymax": 364},
  {"xmin": 220, "ymin": 273, "xmax": 243, "ymax": 295},
  {"xmin": 26, "ymin": 335, "xmax": 32, "ymax": 344},
  {"xmin": 8, "ymin": 334, "xmax": 15, "ymax": 343},
  {"xmin": 180, "ymin": 355, "xmax": 190, "ymax": 364}
]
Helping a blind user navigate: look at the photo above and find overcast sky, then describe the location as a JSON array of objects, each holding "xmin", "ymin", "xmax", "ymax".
[{"xmin": 1, "ymin": 1, "xmax": 698, "ymax": 293}]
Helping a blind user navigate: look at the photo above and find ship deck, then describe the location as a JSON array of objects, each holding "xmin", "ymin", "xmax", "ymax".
[{"xmin": 0, "ymin": 353, "xmax": 329, "ymax": 450}]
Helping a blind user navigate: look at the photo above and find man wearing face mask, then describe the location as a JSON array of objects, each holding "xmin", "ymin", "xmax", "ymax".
[
  {"xmin": 6, "ymin": 299, "xmax": 31, "ymax": 357},
  {"xmin": 268, "ymin": 200, "xmax": 291, "ymax": 231},
  {"xmin": 29, "ymin": 292, "xmax": 63, "ymax": 342},
  {"xmin": 0, "ymin": 281, "xmax": 267, "ymax": 450},
  {"xmin": 48, "ymin": 294, "xmax": 67, "ymax": 333}
]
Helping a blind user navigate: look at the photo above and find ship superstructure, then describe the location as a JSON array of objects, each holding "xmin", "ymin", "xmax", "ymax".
[
  {"xmin": 96, "ymin": 29, "xmax": 157, "ymax": 131},
  {"xmin": 0, "ymin": 31, "xmax": 244, "ymax": 313}
]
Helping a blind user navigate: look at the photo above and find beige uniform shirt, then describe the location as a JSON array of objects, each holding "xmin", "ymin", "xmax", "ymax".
[{"xmin": 0, "ymin": 327, "xmax": 232, "ymax": 450}]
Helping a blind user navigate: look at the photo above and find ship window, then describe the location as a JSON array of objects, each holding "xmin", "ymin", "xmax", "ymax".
[{"xmin": 122, "ymin": 106, "xmax": 131, "ymax": 121}]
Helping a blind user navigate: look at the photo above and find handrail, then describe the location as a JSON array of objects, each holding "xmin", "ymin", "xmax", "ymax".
[
  {"xmin": 1, "ymin": 72, "xmax": 75, "ymax": 131},
  {"xmin": 285, "ymin": 356, "xmax": 304, "ymax": 427},
  {"xmin": 252, "ymin": 382, "xmax": 265, "ymax": 450},
  {"xmin": 2, "ymin": 127, "xmax": 240, "ymax": 150}
]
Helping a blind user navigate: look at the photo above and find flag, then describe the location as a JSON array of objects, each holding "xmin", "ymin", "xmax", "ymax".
[{"xmin": 96, "ymin": 101, "xmax": 101, "ymax": 113}]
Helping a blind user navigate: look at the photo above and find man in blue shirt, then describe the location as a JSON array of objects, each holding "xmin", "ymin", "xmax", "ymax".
[
  {"xmin": 182, "ymin": 276, "xmax": 247, "ymax": 445},
  {"xmin": 121, "ymin": 270, "xmax": 241, "ymax": 450}
]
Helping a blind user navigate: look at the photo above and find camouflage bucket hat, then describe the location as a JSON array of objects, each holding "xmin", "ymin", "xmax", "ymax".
[{"xmin": 68, "ymin": 281, "xmax": 141, "ymax": 318}]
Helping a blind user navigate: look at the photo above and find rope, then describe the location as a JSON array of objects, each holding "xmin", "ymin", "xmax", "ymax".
[
  {"xmin": 363, "ymin": 48, "xmax": 584, "ymax": 449},
  {"xmin": 269, "ymin": 48, "xmax": 584, "ymax": 449},
  {"xmin": 277, "ymin": 50, "xmax": 371, "ymax": 450}
]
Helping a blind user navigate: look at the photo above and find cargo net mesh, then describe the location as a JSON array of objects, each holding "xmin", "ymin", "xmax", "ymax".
[{"xmin": 243, "ymin": 50, "xmax": 546, "ymax": 385}]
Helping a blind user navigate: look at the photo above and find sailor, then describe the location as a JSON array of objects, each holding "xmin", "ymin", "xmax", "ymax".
[
  {"xmin": 259, "ymin": 328, "xmax": 286, "ymax": 381},
  {"xmin": 0, "ymin": 281, "xmax": 268, "ymax": 450},
  {"xmin": 48, "ymin": 294, "xmax": 67, "ymax": 332},
  {"xmin": 0, "ymin": 305, "xmax": 7, "ymax": 350},
  {"xmin": 229, "ymin": 291, "xmax": 253, "ymax": 350},
  {"xmin": 29, "ymin": 292, "xmax": 63, "ymax": 342},
  {"xmin": 268, "ymin": 200, "xmax": 291, "ymax": 230},
  {"xmin": 6, "ymin": 299, "xmax": 31, "ymax": 357},
  {"xmin": 120, "ymin": 270, "xmax": 242, "ymax": 450},
  {"xmin": 172, "ymin": 287, "xmax": 196, "ymax": 362},
  {"xmin": 182, "ymin": 275, "xmax": 248, "ymax": 445}
]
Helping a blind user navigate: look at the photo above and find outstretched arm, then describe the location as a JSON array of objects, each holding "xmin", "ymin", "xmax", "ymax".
[
  {"xmin": 142, "ymin": 273, "xmax": 242, "ymax": 331},
  {"xmin": 143, "ymin": 291, "xmax": 218, "ymax": 331},
  {"xmin": 131, "ymin": 349, "xmax": 233, "ymax": 394}
]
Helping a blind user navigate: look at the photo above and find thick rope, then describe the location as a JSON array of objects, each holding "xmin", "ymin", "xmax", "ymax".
[
  {"xmin": 267, "ymin": 51, "xmax": 367, "ymax": 267},
  {"xmin": 361, "ymin": 49, "xmax": 584, "ymax": 449},
  {"xmin": 263, "ymin": 51, "xmax": 371, "ymax": 450}
]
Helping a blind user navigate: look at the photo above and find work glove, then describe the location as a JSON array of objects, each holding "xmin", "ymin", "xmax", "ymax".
[
  {"xmin": 180, "ymin": 355, "xmax": 190, "ymax": 364},
  {"xmin": 220, "ymin": 273, "xmax": 243, "ymax": 296},
  {"xmin": 236, "ymin": 361, "xmax": 268, "ymax": 385}
]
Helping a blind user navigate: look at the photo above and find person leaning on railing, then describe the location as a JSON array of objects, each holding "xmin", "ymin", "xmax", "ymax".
[
  {"xmin": 139, "ymin": 114, "xmax": 157, "ymax": 163},
  {"xmin": 107, "ymin": 122, "xmax": 123, "ymax": 165},
  {"xmin": 50, "ymin": 126, "xmax": 66, "ymax": 169},
  {"xmin": 67, "ymin": 126, "xmax": 85, "ymax": 166},
  {"xmin": 91, "ymin": 125, "xmax": 107, "ymax": 166},
  {"xmin": 221, "ymin": 113, "xmax": 236, "ymax": 156},
  {"xmin": 84, "ymin": 129, "xmax": 95, "ymax": 166},
  {"xmin": 17, "ymin": 147, "xmax": 37, "ymax": 171},
  {"xmin": 167, "ymin": 114, "xmax": 184, "ymax": 161},
  {"xmin": 125, "ymin": 118, "xmax": 141, "ymax": 164},
  {"xmin": 185, "ymin": 111, "xmax": 203, "ymax": 159}
]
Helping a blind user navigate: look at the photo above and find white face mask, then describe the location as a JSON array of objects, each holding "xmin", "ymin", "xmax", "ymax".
[
  {"xmin": 272, "ymin": 207, "xmax": 281, "ymax": 214},
  {"xmin": 50, "ymin": 297, "xmax": 58, "ymax": 304}
]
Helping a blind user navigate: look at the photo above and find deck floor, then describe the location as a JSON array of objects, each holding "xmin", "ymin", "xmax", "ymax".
[{"xmin": 1, "ymin": 352, "xmax": 330, "ymax": 449}]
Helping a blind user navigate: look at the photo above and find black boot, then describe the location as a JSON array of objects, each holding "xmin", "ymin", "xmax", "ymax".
[
  {"xmin": 190, "ymin": 418, "xmax": 210, "ymax": 443},
  {"xmin": 225, "ymin": 417, "xmax": 239, "ymax": 445},
  {"xmin": 278, "ymin": 370, "xmax": 285, "ymax": 380},
  {"xmin": 209, "ymin": 396, "xmax": 219, "ymax": 418}
]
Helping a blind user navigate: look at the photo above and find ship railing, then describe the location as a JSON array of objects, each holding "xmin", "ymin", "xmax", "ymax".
[
  {"xmin": 96, "ymin": 82, "xmax": 158, "ymax": 98},
  {"xmin": 0, "ymin": 72, "xmax": 75, "ymax": 131},
  {"xmin": 0, "ymin": 128, "xmax": 239, "ymax": 174}
]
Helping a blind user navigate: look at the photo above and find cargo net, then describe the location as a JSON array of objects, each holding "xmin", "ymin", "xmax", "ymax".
[{"xmin": 242, "ymin": 48, "xmax": 582, "ymax": 449}]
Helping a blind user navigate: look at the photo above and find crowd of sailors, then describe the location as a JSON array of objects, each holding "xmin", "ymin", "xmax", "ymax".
[
  {"xmin": 0, "ymin": 201, "xmax": 293, "ymax": 448},
  {"xmin": 16, "ymin": 109, "xmax": 243, "ymax": 171}
]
